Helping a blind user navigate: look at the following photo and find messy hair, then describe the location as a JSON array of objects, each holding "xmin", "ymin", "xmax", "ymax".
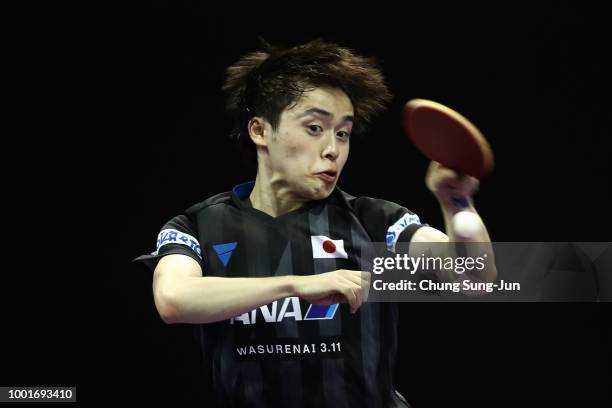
[{"xmin": 222, "ymin": 38, "xmax": 392, "ymax": 163}]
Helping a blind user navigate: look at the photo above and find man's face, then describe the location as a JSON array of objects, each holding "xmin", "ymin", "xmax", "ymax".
[{"xmin": 263, "ymin": 87, "xmax": 354, "ymax": 201}]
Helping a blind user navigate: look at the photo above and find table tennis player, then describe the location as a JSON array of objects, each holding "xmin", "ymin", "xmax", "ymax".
[{"xmin": 135, "ymin": 38, "xmax": 496, "ymax": 408}]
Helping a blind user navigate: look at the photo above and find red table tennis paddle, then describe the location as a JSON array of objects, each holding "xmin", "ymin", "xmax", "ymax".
[{"xmin": 402, "ymin": 99, "xmax": 494, "ymax": 179}]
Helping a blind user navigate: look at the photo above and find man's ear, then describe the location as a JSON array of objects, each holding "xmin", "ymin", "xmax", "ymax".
[{"xmin": 247, "ymin": 117, "xmax": 268, "ymax": 148}]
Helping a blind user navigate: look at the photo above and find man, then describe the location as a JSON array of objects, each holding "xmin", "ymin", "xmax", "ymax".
[{"xmin": 136, "ymin": 39, "xmax": 494, "ymax": 407}]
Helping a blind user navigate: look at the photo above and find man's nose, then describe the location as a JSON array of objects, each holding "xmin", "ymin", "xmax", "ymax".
[{"xmin": 322, "ymin": 133, "xmax": 339, "ymax": 160}]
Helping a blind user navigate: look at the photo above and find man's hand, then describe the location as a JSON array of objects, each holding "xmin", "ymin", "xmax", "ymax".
[
  {"xmin": 425, "ymin": 161, "xmax": 479, "ymax": 209},
  {"xmin": 418, "ymin": 161, "xmax": 497, "ymax": 285},
  {"xmin": 291, "ymin": 270, "xmax": 371, "ymax": 314}
]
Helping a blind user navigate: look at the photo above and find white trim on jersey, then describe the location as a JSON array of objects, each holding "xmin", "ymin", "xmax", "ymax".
[
  {"xmin": 386, "ymin": 213, "xmax": 421, "ymax": 253},
  {"xmin": 156, "ymin": 228, "xmax": 202, "ymax": 258}
]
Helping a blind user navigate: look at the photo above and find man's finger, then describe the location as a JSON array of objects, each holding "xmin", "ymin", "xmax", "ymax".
[{"xmin": 342, "ymin": 286, "xmax": 358, "ymax": 313}]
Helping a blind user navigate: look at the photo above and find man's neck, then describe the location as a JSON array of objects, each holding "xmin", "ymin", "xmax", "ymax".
[{"xmin": 249, "ymin": 175, "xmax": 307, "ymax": 217}]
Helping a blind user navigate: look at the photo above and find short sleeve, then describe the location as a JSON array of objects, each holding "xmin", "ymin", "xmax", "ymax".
[
  {"xmin": 133, "ymin": 214, "xmax": 203, "ymax": 271},
  {"xmin": 350, "ymin": 197, "xmax": 426, "ymax": 254}
]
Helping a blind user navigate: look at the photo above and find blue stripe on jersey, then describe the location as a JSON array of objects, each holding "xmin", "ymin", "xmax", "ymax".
[
  {"xmin": 304, "ymin": 303, "xmax": 339, "ymax": 320},
  {"xmin": 325, "ymin": 303, "xmax": 339, "ymax": 318}
]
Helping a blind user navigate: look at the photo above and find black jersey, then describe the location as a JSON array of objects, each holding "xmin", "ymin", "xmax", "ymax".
[{"xmin": 136, "ymin": 181, "xmax": 424, "ymax": 408}]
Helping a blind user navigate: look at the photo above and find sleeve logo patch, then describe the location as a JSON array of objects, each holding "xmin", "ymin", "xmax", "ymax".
[
  {"xmin": 156, "ymin": 228, "xmax": 202, "ymax": 258},
  {"xmin": 386, "ymin": 213, "xmax": 421, "ymax": 253}
]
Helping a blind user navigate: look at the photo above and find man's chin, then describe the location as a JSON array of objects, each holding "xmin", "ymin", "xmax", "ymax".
[
  {"xmin": 292, "ymin": 178, "xmax": 336, "ymax": 201},
  {"xmin": 308, "ymin": 184, "xmax": 335, "ymax": 201}
]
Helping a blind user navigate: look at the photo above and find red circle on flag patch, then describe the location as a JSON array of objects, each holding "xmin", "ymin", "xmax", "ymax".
[{"xmin": 322, "ymin": 240, "xmax": 336, "ymax": 253}]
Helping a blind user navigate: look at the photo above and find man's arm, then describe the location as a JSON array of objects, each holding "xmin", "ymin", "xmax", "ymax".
[
  {"xmin": 409, "ymin": 161, "xmax": 497, "ymax": 284},
  {"xmin": 153, "ymin": 254, "xmax": 370, "ymax": 324}
]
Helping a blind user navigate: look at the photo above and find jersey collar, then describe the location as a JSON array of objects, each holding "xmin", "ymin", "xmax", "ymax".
[{"xmin": 230, "ymin": 180, "xmax": 350, "ymax": 219}]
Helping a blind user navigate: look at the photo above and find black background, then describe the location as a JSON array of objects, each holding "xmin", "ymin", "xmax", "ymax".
[{"xmin": 3, "ymin": 2, "xmax": 611, "ymax": 407}]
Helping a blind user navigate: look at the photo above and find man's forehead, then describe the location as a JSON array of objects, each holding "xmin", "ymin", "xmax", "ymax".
[{"xmin": 288, "ymin": 87, "xmax": 354, "ymax": 117}]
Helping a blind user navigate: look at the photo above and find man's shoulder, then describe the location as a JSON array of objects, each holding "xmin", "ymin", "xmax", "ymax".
[
  {"xmin": 334, "ymin": 188, "xmax": 407, "ymax": 214},
  {"xmin": 184, "ymin": 191, "xmax": 234, "ymax": 216}
]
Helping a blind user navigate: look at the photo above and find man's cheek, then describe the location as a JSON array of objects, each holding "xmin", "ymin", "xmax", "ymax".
[{"xmin": 284, "ymin": 143, "xmax": 305, "ymax": 159}]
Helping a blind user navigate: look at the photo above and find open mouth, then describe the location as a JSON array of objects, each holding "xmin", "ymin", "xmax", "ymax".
[{"xmin": 316, "ymin": 171, "xmax": 337, "ymax": 182}]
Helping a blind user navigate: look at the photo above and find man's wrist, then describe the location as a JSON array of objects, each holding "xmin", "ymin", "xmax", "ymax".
[
  {"xmin": 283, "ymin": 274, "xmax": 301, "ymax": 297},
  {"xmin": 436, "ymin": 193, "xmax": 474, "ymax": 214}
]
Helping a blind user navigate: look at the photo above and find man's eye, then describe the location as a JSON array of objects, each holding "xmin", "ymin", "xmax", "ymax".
[{"xmin": 307, "ymin": 125, "xmax": 323, "ymax": 133}]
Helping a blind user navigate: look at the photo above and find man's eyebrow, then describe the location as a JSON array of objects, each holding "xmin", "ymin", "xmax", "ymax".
[{"xmin": 298, "ymin": 107, "xmax": 354, "ymax": 123}]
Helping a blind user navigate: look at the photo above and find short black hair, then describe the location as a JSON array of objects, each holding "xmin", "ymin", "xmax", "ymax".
[{"xmin": 222, "ymin": 38, "xmax": 392, "ymax": 164}]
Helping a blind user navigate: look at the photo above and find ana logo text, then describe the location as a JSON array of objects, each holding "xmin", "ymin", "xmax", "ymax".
[{"xmin": 230, "ymin": 297, "xmax": 338, "ymax": 325}]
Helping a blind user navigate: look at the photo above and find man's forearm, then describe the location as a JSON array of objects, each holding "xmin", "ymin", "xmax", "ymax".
[
  {"xmin": 439, "ymin": 198, "xmax": 492, "ymax": 243},
  {"xmin": 157, "ymin": 275, "xmax": 296, "ymax": 324},
  {"xmin": 439, "ymin": 198, "xmax": 497, "ymax": 283}
]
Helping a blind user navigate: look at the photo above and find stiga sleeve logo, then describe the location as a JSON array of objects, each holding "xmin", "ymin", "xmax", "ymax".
[
  {"xmin": 156, "ymin": 229, "xmax": 202, "ymax": 258},
  {"xmin": 386, "ymin": 213, "xmax": 421, "ymax": 253}
]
